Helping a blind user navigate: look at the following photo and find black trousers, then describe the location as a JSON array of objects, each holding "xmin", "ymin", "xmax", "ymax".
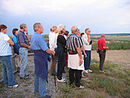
[
  {"xmin": 99, "ymin": 50, "xmax": 106, "ymax": 70},
  {"xmin": 57, "ymin": 53, "xmax": 65, "ymax": 80},
  {"xmin": 69, "ymin": 68, "xmax": 82, "ymax": 87}
]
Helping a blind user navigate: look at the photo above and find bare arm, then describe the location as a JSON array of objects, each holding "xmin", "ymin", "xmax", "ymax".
[
  {"xmin": 82, "ymin": 45, "xmax": 87, "ymax": 58},
  {"xmin": 8, "ymin": 39, "xmax": 14, "ymax": 46},
  {"xmin": 20, "ymin": 43, "xmax": 31, "ymax": 49},
  {"xmin": 25, "ymin": 28, "xmax": 30, "ymax": 42},
  {"xmin": 45, "ymin": 49, "xmax": 55, "ymax": 55},
  {"xmin": 77, "ymin": 47, "xmax": 83, "ymax": 65}
]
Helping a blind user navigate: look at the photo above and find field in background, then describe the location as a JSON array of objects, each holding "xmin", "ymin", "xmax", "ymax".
[{"xmin": 91, "ymin": 35, "xmax": 130, "ymax": 50}]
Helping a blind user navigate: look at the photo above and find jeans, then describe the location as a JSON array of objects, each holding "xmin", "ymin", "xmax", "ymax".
[
  {"xmin": 84, "ymin": 50, "xmax": 91, "ymax": 70},
  {"xmin": 19, "ymin": 47, "xmax": 28, "ymax": 77},
  {"xmin": 34, "ymin": 74, "xmax": 46, "ymax": 97},
  {"xmin": 99, "ymin": 50, "xmax": 106, "ymax": 70},
  {"xmin": 0, "ymin": 55, "xmax": 16, "ymax": 86}
]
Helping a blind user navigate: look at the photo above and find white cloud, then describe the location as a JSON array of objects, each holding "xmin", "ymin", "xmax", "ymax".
[
  {"xmin": 0, "ymin": 0, "xmax": 130, "ymax": 33},
  {"xmin": 1, "ymin": 0, "xmax": 128, "ymax": 15}
]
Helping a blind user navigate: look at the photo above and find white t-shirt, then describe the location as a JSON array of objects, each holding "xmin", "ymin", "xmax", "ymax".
[
  {"xmin": 0, "ymin": 32, "xmax": 12, "ymax": 56},
  {"xmin": 49, "ymin": 32, "xmax": 58, "ymax": 51},
  {"xmin": 82, "ymin": 34, "xmax": 92, "ymax": 50}
]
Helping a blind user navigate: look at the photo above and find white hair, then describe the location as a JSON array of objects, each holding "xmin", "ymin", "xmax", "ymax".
[
  {"xmin": 71, "ymin": 26, "xmax": 78, "ymax": 33},
  {"xmin": 57, "ymin": 24, "xmax": 65, "ymax": 33}
]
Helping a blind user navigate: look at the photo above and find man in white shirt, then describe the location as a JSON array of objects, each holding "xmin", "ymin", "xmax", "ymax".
[
  {"xmin": 82, "ymin": 28, "xmax": 92, "ymax": 73},
  {"xmin": 49, "ymin": 26, "xmax": 58, "ymax": 75}
]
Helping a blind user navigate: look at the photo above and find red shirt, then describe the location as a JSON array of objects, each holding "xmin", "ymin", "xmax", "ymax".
[{"xmin": 98, "ymin": 38, "xmax": 106, "ymax": 50}]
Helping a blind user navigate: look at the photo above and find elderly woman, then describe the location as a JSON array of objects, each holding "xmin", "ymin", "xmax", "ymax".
[
  {"xmin": 55, "ymin": 25, "xmax": 66, "ymax": 82},
  {"xmin": 0, "ymin": 24, "xmax": 18, "ymax": 88}
]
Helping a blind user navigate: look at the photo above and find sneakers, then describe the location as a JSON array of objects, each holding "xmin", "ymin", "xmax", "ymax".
[
  {"xmin": 20, "ymin": 74, "xmax": 30, "ymax": 79},
  {"xmin": 88, "ymin": 69, "xmax": 92, "ymax": 73},
  {"xmin": 84, "ymin": 70, "xmax": 88, "ymax": 73},
  {"xmin": 57, "ymin": 78, "xmax": 66, "ymax": 82},
  {"xmin": 85, "ymin": 69, "xmax": 92, "ymax": 73},
  {"xmin": 8, "ymin": 84, "xmax": 18, "ymax": 88},
  {"xmin": 82, "ymin": 75, "xmax": 86, "ymax": 78},
  {"xmin": 99, "ymin": 70, "xmax": 105, "ymax": 73},
  {"xmin": 79, "ymin": 85, "xmax": 84, "ymax": 89}
]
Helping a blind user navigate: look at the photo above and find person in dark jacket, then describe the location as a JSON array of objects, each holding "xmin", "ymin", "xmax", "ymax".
[{"xmin": 55, "ymin": 25, "xmax": 66, "ymax": 82}]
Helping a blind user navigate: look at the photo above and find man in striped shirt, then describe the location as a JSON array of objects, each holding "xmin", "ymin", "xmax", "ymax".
[{"xmin": 66, "ymin": 26, "xmax": 84, "ymax": 89}]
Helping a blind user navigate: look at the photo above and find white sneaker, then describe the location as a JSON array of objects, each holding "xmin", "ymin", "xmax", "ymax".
[
  {"xmin": 85, "ymin": 70, "xmax": 88, "ymax": 73},
  {"xmin": 79, "ymin": 85, "xmax": 84, "ymax": 89},
  {"xmin": 57, "ymin": 78, "xmax": 66, "ymax": 82},
  {"xmin": 88, "ymin": 69, "xmax": 92, "ymax": 73},
  {"xmin": 8, "ymin": 84, "xmax": 18, "ymax": 88}
]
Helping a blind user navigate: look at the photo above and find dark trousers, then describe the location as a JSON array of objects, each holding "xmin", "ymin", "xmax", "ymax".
[
  {"xmin": 99, "ymin": 50, "xmax": 106, "ymax": 70},
  {"xmin": 69, "ymin": 68, "xmax": 82, "ymax": 87},
  {"xmin": 57, "ymin": 54, "xmax": 65, "ymax": 80},
  {"xmin": 84, "ymin": 50, "xmax": 91, "ymax": 70}
]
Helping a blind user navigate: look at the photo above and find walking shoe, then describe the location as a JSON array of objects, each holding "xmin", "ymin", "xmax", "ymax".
[
  {"xmin": 82, "ymin": 75, "xmax": 86, "ymax": 78},
  {"xmin": 99, "ymin": 70, "xmax": 105, "ymax": 73},
  {"xmin": 88, "ymin": 69, "xmax": 92, "ymax": 73},
  {"xmin": 20, "ymin": 74, "xmax": 30, "ymax": 79},
  {"xmin": 84, "ymin": 70, "xmax": 88, "ymax": 73},
  {"xmin": 42, "ymin": 95, "xmax": 51, "ymax": 98},
  {"xmin": 57, "ymin": 78, "xmax": 66, "ymax": 82},
  {"xmin": 79, "ymin": 85, "xmax": 84, "ymax": 89},
  {"xmin": 8, "ymin": 84, "xmax": 18, "ymax": 88}
]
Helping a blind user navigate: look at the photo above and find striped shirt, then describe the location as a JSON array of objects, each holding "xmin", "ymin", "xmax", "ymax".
[{"xmin": 66, "ymin": 34, "xmax": 83, "ymax": 52}]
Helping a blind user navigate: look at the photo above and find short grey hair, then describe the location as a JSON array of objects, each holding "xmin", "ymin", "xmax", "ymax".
[
  {"xmin": 71, "ymin": 26, "xmax": 78, "ymax": 33},
  {"xmin": 33, "ymin": 23, "xmax": 42, "ymax": 32},
  {"xmin": 20, "ymin": 24, "xmax": 26, "ymax": 29}
]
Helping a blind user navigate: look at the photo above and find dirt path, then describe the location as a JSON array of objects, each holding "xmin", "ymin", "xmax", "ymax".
[
  {"xmin": 92, "ymin": 50, "xmax": 130, "ymax": 67},
  {"xmin": 0, "ymin": 50, "xmax": 130, "ymax": 98}
]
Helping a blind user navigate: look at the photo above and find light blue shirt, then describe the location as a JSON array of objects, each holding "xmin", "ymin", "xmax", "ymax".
[
  {"xmin": 0, "ymin": 32, "xmax": 12, "ymax": 56},
  {"xmin": 31, "ymin": 32, "xmax": 48, "ymax": 51}
]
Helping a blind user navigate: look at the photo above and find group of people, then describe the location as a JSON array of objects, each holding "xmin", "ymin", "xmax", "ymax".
[{"xmin": 0, "ymin": 23, "xmax": 108, "ymax": 98}]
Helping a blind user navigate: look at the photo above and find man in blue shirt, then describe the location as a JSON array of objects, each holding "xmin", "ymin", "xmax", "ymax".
[{"xmin": 31, "ymin": 23, "xmax": 55, "ymax": 98}]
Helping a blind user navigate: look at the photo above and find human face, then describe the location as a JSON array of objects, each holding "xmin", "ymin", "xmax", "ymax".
[
  {"xmin": 54, "ymin": 29, "xmax": 58, "ymax": 33},
  {"xmin": 15, "ymin": 31, "xmax": 19, "ymax": 35},
  {"xmin": 39, "ymin": 25, "xmax": 44, "ymax": 34},
  {"xmin": 86, "ymin": 29, "xmax": 91, "ymax": 35},
  {"xmin": 62, "ymin": 28, "xmax": 66, "ymax": 33},
  {"xmin": 1, "ymin": 29, "xmax": 7, "ymax": 34}
]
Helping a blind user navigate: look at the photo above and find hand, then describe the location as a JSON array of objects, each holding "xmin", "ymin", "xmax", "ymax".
[
  {"xmin": 28, "ymin": 46, "xmax": 31, "ymax": 49},
  {"xmin": 84, "ymin": 53, "xmax": 87, "ymax": 58},
  {"xmin": 51, "ymin": 50, "xmax": 55, "ymax": 55},
  {"xmin": 25, "ymin": 28, "xmax": 28, "ymax": 34},
  {"xmin": 80, "ymin": 58, "xmax": 83, "ymax": 65}
]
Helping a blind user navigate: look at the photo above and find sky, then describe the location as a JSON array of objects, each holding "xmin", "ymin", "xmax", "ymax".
[{"xmin": 0, "ymin": 0, "xmax": 130, "ymax": 35}]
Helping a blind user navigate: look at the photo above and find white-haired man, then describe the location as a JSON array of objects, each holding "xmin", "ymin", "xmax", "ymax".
[
  {"xmin": 31, "ymin": 23, "xmax": 55, "ymax": 98},
  {"xmin": 66, "ymin": 26, "xmax": 84, "ymax": 88}
]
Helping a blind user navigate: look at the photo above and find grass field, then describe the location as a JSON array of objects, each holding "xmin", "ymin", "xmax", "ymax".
[{"xmin": 56, "ymin": 59, "xmax": 130, "ymax": 98}]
